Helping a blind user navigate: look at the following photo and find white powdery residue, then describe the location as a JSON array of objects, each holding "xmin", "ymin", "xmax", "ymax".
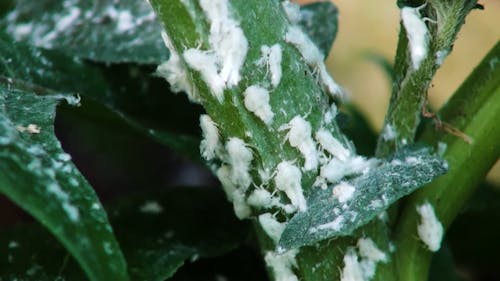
[
  {"xmin": 416, "ymin": 202, "xmax": 443, "ymax": 252},
  {"xmin": 62, "ymin": 202, "xmax": 80, "ymax": 222},
  {"xmin": 401, "ymin": 7, "xmax": 430, "ymax": 70},
  {"xmin": 116, "ymin": 10, "xmax": 135, "ymax": 33},
  {"xmin": 275, "ymin": 161, "xmax": 307, "ymax": 212},
  {"xmin": 264, "ymin": 250, "xmax": 299, "ymax": 281},
  {"xmin": 435, "ymin": 49, "xmax": 449, "ymax": 66},
  {"xmin": 183, "ymin": 48, "xmax": 225, "ymax": 102},
  {"xmin": 13, "ymin": 22, "xmax": 33, "ymax": 41},
  {"xmin": 281, "ymin": 116, "xmax": 318, "ymax": 171},
  {"xmin": 314, "ymin": 216, "xmax": 344, "ymax": 232},
  {"xmin": 157, "ymin": 32, "xmax": 199, "ymax": 103},
  {"xmin": 226, "ymin": 138, "xmax": 253, "ymax": 190},
  {"xmin": 216, "ymin": 165, "xmax": 237, "ymax": 202},
  {"xmin": 340, "ymin": 247, "xmax": 365, "ymax": 281},
  {"xmin": 55, "ymin": 7, "xmax": 81, "ymax": 34},
  {"xmin": 357, "ymin": 238, "xmax": 387, "ymax": 263},
  {"xmin": 332, "ymin": 182, "xmax": 356, "ymax": 203},
  {"xmin": 323, "ymin": 103, "xmax": 338, "ymax": 124},
  {"xmin": 199, "ymin": 0, "xmax": 249, "ymax": 87},
  {"xmin": 260, "ymin": 44, "xmax": 283, "ymax": 87},
  {"xmin": 258, "ymin": 213, "xmax": 286, "ymax": 244},
  {"xmin": 244, "ymin": 85, "xmax": 274, "ymax": 125},
  {"xmin": 320, "ymin": 156, "xmax": 378, "ymax": 184},
  {"xmin": 315, "ymin": 128, "xmax": 351, "ymax": 161},
  {"xmin": 232, "ymin": 189, "xmax": 251, "ymax": 219},
  {"xmin": 405, "ymin": 156, "xmax": 419, "ymax": 164},
  {"xmin": 199, "ymin": 115, "xmax": 220, "ymax": 160},
  {"xmin": 281, "ymin": 1, "xmax": 301, "ymax": 24},
  {"xmin": 139, "ymin": 200, "xmax": 163, "ymax": 214},
  {"xmin": 284, "ymin": 26, "xmax": 323, "ymax": 65},
  {"xmin": 381, "ymin": 123, "xmax": 397, "ymax": 141}
]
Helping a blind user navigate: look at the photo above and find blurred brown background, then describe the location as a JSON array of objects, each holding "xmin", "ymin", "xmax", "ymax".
[{"xmin": 297, "ymin": 0, "xmax": 500, "ymax": 184}]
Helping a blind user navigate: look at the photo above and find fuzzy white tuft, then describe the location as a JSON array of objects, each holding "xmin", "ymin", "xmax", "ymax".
[
  {"xmin": 226, "ymin": 138, "xmax": 253, "ymax": 190},
  {"xmin": 260, "ymin": 44, "xmax": 283, "ymax": 87},
  {"xmin": 157, "ymin": 32, "xmax": 199, "ymax": 103},
  {"xmin": 281, "ymin": 116, "xmax": 318, "ymax": 171},
  {"xmin": 232, "ymin": 189, "xmax": 251, "ymax": 219},
  {"xmin": 357, "ymin": 238, "xmax": 387, "ymax": 263},
  {"xmin": 199, "ymin": 0, "xmax": 248, "ymax": 87},
  {"xmin": 332, "ymin": 182, "xmax": 356, "ymax": 203},
  {"xmin": 243, "ymin": 86, "xmax": 274, "ymax": 125},
  {"xmin": 183, "ymin": 48, "xmax": 225, "ymax": 102},
  {"xmin": 258, "ymin": 213, "xmax": 286, "ymax": 244},
  {"xmin": 281, "ymin": 1, "xmax": 301, "ymax": 24},
  {"xmin": 216, "ymin": 165, "xmax": 237, "ymax": 202},
  {"xmin": 320, "ymin": 156, "xmax": 378, "ymax": 184},
  {"xmin": 401, "ymin": 7, "xmax": 430, "ymax": 70},
  {"xmin": 274, "ymin": 161, "xmax": 307, "ymax": 212},
  {"xmin": 381, "ymin": 123, "xmax": 397, "ymax": 141},
  {"xmin": 264, "ymin": 250, "xmax": 299, "ymax": 281},
  {"xmin": 340, "ymin": 247, "xmax": 365, "ymax": 281},
  {"xmin": 284, "ymin": 26, "xmax": 323, "ymax": 65},
  {"xmin": 416, "ymin": 202, "xmax": 443, "ymax": 252},
  {"xmin": 199, "ymin": 115, "xmax": 220, "ymax": 160},
  {"xmin": 315, "ymin": 128, "xmax": 351, "ymax": 161}
]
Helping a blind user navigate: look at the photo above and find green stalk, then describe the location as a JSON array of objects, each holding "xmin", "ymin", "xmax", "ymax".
[
  {"xmin": 394, "ymin": 41, "xmax": 500, "ymax": 281},
  {"xmin": 376, "ymin": 0, "xmax": 478, "ymax": 157}
]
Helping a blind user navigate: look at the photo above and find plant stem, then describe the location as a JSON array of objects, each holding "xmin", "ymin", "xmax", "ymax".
[
  {"xmin": 394, "ymin": 41, "xmax": 500, "ymax": 281},
  {"xmin": 376, "ymin": 0, "xmax": 479, "ymax": 157}
]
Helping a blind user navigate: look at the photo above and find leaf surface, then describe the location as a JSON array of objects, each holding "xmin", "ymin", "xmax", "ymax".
[
  {"xmin": 2, "ymin": 0, "xmax": 167, "ymax": 63},
  {"xmin": 279, "ymin": 147, "xmax": 447, "ymax": 250},
  {"xmin": 299, "ymin": 2, "xmax": 339, "ymax": 56}
]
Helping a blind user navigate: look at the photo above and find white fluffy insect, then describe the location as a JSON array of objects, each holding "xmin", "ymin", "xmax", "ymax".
[
  {"xmin": 320, "ymin": 156, "xmax": 378, "ymax": 184},
  {"xmin": 232, "ymin": 189, "xmax": 252, "ymax": 219},
  {"xmin": 157, "ymin": 32, "xmax": 200, "ymax": 103},
  {"xmin": 260, "ymin": 44, "xmax": 283, "ymax": 87},
  {"xmin": 258, "ymin": 213, "xmax": 286, "ymax": 244},
  {"xmin": 226, "ymin": 137, "xmax": 253, "ymax": 190},
  {"xmin": 340, "ymin": 247, "xmax": 364, "ymax": 281},
  {"xmin": 381, "ymin": 123, "xmax": 397, "ymax": 141},
  {"xmin": 284, "ymin": 26, "xmax": 323, "ymax": 65},
  {"xmin": 199, "ymin": 115, "xmax": 221, "ymax": 161},
  {"xmin": 183, "ymin": 48, "xmax": 225, "ymax": 102},
  {"xmin": 244, "ymin": 85, "xmax": 274, "ymax": 125},
  {"xmin": 274, "ymin": 161, "xmax": 307, "ymax": 212},
  {"xmin": 216, "ymin": 165, "xmax": 237, "ymax": 202},
  {"xmin": 199, "ymin": 0, "xmax": 249, "ymax": 87},
  {"xmin": 357, "ymin": 237, "xmax": 387, "ymax": 263},
  {"xmin": 416, "ymin": 202, "xmax": 443, "ymax": 252},
  {"xmin": 315, "ymin": 128, "xmax": 351, "ymax": 161},
  {"xmin": 264, "ymin": 250, "xmax": 299, "ymax": 281},
  {"xmin": 284, "ymin": 26, "xmax": 344, "ymax": 100},
  {"xmin": 401, "ymin": 6, "xmax": 430, "ymax": 70},
  {"xmin": 280, "ymin": 116, "xmax": 318, "ymax": 171},
  {"xmin": 281, "ymin": 1, "xmax": 301, "ymax": 24},
  {"xmin": 247, "ymin": 189, "xmax": 297, "ymax": 214},
  {"xmin": 332, "ymin": 182, "xmax": 356, "ymax": 203}
]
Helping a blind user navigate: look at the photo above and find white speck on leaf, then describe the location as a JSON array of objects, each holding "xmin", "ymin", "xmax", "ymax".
[
  {"xmin": 264, "ymin": 250, "xmax": 299, "ymax": 281},
  {"xmin": 226, "ymin": 137, "xmax": 253, "ymax": 190},
  {"xmin": 258, "ymin": 213, "xmax": 286, "ymax": 244},
  {"xmin": 315, "ymin": 129, "xmax": 351, "ymax": 161},
  {"xmin": 183, "ymin": 48, "xmax": 225, "ymax": 102}
]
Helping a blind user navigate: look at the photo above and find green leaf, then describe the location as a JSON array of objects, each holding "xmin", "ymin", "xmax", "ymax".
[
  {"xmin": 0, "ymin": 187, "xmax": 250, "ymax": 281},
  {"xmin": 299, "ymin": 2, "xmax": 338, "ymax": 57},
  {"xmin": 2, "ymin": 0, "xmax": 167, "ymax": 64},
  {"xmin": 0, "ymin": 86, "xmax": 129, "ymax": 281},
  {"xmin": 111, "ymin": 187, "xmax": 250, "ymax": 281},
  {"xmin": 0, "ymin": 31, "xmax": 200, "ymax": 160},
  {"xmin": 279, "ymin": 147, "xmax": 447, "ymax": 250},
  {"xmin": 428, "ymin": 245, "xmax": 461, "ymax": 281}
]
